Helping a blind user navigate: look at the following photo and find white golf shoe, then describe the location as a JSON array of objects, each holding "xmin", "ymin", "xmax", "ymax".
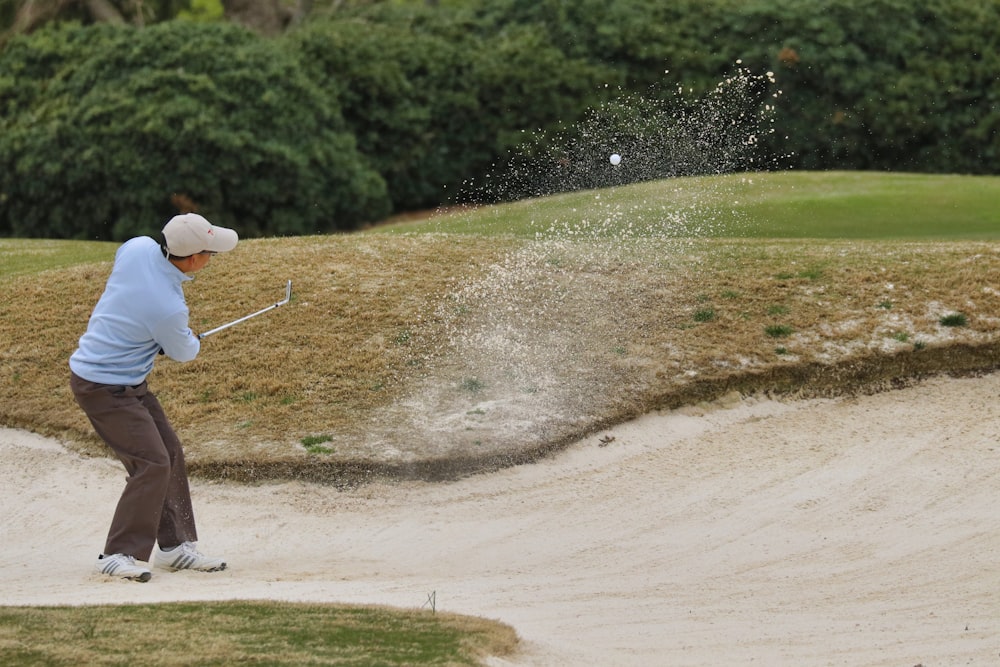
[
  {"xmin": 95, "ymin": 553, "xmax": 152, "ymax": 582},
  {"xmin": 154, "ymin": 541, "xmax": 227, "ymax": 572}
]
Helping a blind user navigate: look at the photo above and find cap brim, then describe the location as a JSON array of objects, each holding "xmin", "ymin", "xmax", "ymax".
[{"xmin": 204, "ymin": 226, "xmax": 239, "ymax": 253}]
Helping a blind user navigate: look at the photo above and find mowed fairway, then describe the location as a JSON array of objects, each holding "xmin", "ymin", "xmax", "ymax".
[{"xmin": 2, "ymin": 171, "xmax": 999, "ymax": 665}]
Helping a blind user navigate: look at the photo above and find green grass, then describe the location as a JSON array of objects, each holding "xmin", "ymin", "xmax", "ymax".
[
  {"xmin": 301, "ymin": 433, "xmax": 334, "ymax": 454},
  {"xmin": 4, "ymin": 173, "xmax": 998, "ymax": 282},
  {"xmin": 0, "ymin": 601, "xmax": 518, "ymax": 666},
  {"xmin": 0, "ymin": 239, "xmax": 114, "ymax": 280},
  {"xmin": 765, "ymin": 324, "xmax": 794, "ymax": 338},
  {"xmin": 693, "ymin": 307, "xmax": 716, "ymax": 322},
  {"xmin": 374, "ymin": 171, "xmax": 1000, "ymax": 240},
  {"xmin": 939, "ymin": 312, "xmax": 968, "ymax": 327}
]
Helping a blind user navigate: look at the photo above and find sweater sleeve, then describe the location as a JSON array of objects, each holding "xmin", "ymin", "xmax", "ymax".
[{"xmin": 153, "ymin": 310, "xmax": 201, "ymax": 362}]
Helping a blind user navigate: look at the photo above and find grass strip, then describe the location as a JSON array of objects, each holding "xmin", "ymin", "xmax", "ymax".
[{"xmin": 0, "ymin": 601, "xmax": 518, "ymax": 666}]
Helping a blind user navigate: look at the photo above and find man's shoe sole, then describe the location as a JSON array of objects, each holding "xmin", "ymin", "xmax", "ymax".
[{"xmin": 159, "ymin": 563, "xmax": 227, "ymax": 573}]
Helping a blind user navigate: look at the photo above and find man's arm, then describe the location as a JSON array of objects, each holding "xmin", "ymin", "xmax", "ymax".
[{"xmin": 152, "ymin": 311, "xmax": 201, "ymax": 362}]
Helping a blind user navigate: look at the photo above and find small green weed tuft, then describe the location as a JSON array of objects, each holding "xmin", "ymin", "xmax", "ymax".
[
  {"xmin": 460, "ymin": 377, "xmax": 486, "ymax": 393},
  {"xmin": 767, "ymin": 304, "xmax": 789, "ymax": 316},
  {"xmin": 939, "ymin": 312, "xmax": 967, "ymax": 327},
  {"xmin": 878, "ymin": 300, "xmax": 893, "ymax": 309},
  {"xmin": 694, "ymin": 307, "xmax": 716, "ymax": 323},
  {"xmin": 765, "ymin": 324, "xmax": 794, "ymax": 338},
  {"xmin": 301, "ymin": 434, "xmax": 333, "ymax": 454},
  {"xmin": 892, "ymin": 331, "xmax": 910, "ymax": 342}
]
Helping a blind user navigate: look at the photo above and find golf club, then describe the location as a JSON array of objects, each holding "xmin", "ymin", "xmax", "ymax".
[{"xmin": 198, "ymin": 280, "xmax": 292, "ymax": 339}]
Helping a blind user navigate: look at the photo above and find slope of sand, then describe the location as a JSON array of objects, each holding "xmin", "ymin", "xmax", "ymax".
[{"xmin": 3, "ymin": 373, "xmax": 999, "ymax": 665}]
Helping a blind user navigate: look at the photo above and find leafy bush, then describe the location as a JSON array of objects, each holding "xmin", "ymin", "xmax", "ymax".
[
  {"xmin": 3, "ymin": 0, "xmax": 999, "ymax": 240},
  {"xmin": 289, "ymin": 16, "xmax": 474, "ymax": 212},
  {"xmin": 451, "ymin": 0, "xmax": 1000, "ymax": 176},
  {"xmin": 288, "ymin": 9, "xmax": 611, "ymax": 211},
  {"xmin": 720, "ymin": 0, "xmax": 1000, "ymax": 173},
  {"xmin": 0, "ymin": 21, "xmax": 390, "ymax": 240}
]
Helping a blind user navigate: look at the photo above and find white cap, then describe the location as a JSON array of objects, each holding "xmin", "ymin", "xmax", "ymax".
[{"xmin": 162, "ymin": 213, "xmax": 238, "ymax": 257}]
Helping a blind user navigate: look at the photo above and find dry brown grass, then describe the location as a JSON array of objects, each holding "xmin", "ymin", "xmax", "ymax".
[{"xmin": 2, "ymin": 232, "xmax": 998, "ymax": 484}]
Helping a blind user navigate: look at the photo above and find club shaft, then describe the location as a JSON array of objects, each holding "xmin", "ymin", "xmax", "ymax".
[{"xmin": 198, "ymin": 280, "xmax": 292, "ymax": 339}]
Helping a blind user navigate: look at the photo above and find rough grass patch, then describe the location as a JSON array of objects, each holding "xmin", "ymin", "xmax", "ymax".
[
  {"xmin": 460, "ymin": 377, "xmax": 486, "ymax": 393},
  {"xmin": 939, "ymin": 312, "xmax": 968, "ymax": 327},
  {"xmin": 301, "ymin": 434, "xmax": 333, "ymax": 454},
  {"xmin": 694, "ymin": 307, "xmax": 716, "ymax": 322},
  {"xmin": 765, "ymin": 324, "xmax": 794, "ymax": 338},
  {"xmin": 0, "ymin": 602, "xmax": 519, "ymax": 665},
  {"xmin": 767, "ymin": 304, "xmax": 790, "ymax": 316},
  {"xmin": 798, "ymin": 267, "xmax": 823, "ymax": 280}
]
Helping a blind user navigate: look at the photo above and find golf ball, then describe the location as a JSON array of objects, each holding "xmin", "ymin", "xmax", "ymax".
[{"xmin": 609, "ymin": 153, "xmax": 621, "ymax": 166}]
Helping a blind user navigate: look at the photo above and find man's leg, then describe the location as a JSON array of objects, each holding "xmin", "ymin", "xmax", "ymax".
[
  {"xmin": 70, "ymin": 373, "xmax": 170, "ymax": 562},
  {"xmin": 140, "ymin": 390, "xmax": 198, "ymax": 548},
  {"xmin": 142, "ymin": 392, "xmax": 227, "ymax": 572}
]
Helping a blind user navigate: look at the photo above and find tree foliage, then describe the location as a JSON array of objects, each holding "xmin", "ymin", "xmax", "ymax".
[
  {"xmin": 288, "ymin": 6, "xmax": 613, "ymax": 211},
  {"xmin": 720, "ymin": 0, "xmax": 1000, "ymax": 173},
  {"xmin": 0, "ymin": 21, "xmax": 389, "ymax": 239},
  {"xmin": 1, "ymin": 0, "xmax": 999, "ymax": 240}
]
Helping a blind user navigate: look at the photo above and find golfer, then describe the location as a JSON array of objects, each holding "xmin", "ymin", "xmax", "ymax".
[{"xmin": 69, "ymin": 213, "xmax": 237, "ymax": 582}]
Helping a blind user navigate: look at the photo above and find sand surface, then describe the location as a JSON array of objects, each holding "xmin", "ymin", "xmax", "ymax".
[{"xmin": 3, "ymin": 372, "xmax": 999, "ymax": 665}]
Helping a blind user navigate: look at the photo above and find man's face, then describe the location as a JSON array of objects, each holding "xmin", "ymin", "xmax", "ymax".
[{"xmin": 188, "ymin": 251, "xmax": 215, "ymax": 273}]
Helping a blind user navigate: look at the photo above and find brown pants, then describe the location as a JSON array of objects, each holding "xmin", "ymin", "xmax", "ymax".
[{"xmin": 70, "ymin": 372, "xmax": 197, "ymax": 561}]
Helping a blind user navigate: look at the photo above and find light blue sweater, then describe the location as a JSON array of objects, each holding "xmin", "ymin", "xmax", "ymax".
[{"xmin": 69, "ymin": 236, "xmax": 200, "ymax": 386}]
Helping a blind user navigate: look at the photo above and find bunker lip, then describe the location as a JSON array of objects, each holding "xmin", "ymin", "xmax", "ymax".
[{"xmin": 176, "ymin": 340, "xmax": 1000, "ymax": 486}]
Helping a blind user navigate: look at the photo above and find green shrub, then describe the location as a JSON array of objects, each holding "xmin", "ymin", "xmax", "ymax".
[
  {"xmin": 462, "ymin": 0, "xmax": 1000, "ymax": 176},
  {"xmin": 0, "ymin": 21, "xmax": 390, "ymax": 240},
  {"xmin": 289, "ymin": 17, "xmax": 472, "ymax": 212},
  {"xmin": 4, "ymin": 0, "xmax": 1000, "ymax": 238},
  {"xmin": 713, "ymin": 0, "xmax": 1000, "ymax": 173},
  {"xmin": 289, "ymin": 10, "xmax": 610, "ymax": 211}
]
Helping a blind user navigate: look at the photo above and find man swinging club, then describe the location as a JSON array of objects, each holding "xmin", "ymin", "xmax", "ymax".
[{"xmin": 70, "ymin": 213, "xmax": 236, "ymax": 582}]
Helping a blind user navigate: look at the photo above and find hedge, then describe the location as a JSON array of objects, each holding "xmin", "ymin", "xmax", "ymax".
[
  {"xmin": 1, "ymin": 0, "xmax": 998, "ymax": 239},
  {"xmin": 0, "ymin": 21, "xmax": 390, "ymax": 240}
]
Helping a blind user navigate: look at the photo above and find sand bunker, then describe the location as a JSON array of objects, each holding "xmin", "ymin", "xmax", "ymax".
[{"xmin": 3, "ymin": 372, "xmax": 998, "ymax": 665}]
